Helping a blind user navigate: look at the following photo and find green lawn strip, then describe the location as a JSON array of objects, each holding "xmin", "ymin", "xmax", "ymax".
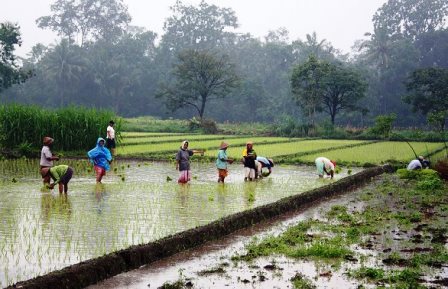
[
  {"xmin": 117, "ymin": 137, "xmax": 297, "ymax": 156},
  {"xmin": 296, "ymin": 141, "xmax": 445, "ymax": 166},
  {"xmin": 275, "ymin": 140, "xmax": 377, "ymax": 164},
  {"xmin": 232, "ymin": 173, "xmax": 447, "ymax": 288},
  {"xmin": 121, "ymin": 132, "xmax": 187, "ymax": 138},
  {"xmin": 121, "ymin": 134, "xmax": 250, "ymax": 145}
]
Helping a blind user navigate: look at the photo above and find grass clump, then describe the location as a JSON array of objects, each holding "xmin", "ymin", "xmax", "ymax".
[{"xmin": 290, "ymin": 272, "xmax": 316, "ymax": 289}]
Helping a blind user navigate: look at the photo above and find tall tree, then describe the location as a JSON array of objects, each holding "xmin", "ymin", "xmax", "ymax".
[
  {"xmin": 157, "ymin": 49, "xmax": 239, "ymax": 119},
  {"xmin": 321, "ymin": 63, "xmax": 367, "ymax": 124},
  {"xmin": 36, "ymin": 0, "xmax": 131, "ymax": 45},
  {"xmin": 161, "ymin": 0, "xmax": 238, "ymax": 52},
  {"xmin": 404, "ymin": 67, "xmax": 448, "ymax": 130},
  {"xmin": 373, "ymin": 0, "xmax": 448, "ymax": 40},
  {"xmin": 0, "ymin": 22, "xmax": 31, "ymax": 93},
  {"xmin": 291, "ymin": 55, "xmax": 330, "ymax": 125}
]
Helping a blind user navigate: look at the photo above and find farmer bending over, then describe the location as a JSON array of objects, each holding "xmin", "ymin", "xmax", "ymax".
[{"xmin": 315, "ymin": 157, "xmax": 336, "ymax": 179}]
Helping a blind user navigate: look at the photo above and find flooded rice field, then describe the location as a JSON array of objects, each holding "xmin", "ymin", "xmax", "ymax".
[
  {"xmin": 0, "ymin": 158, "xmax": 356, "ymax": 288},
  {"xmin": 88, "ymin": 174, "xmax": 448, "ymax": 289}
]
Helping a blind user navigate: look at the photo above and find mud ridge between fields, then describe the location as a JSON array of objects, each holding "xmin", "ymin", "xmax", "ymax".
[{"xmin": 8, "ymin": 165, "xmax": 393, "ymax": 289}]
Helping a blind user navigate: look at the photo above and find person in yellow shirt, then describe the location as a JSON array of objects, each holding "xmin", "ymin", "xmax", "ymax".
[
  {"xmin": 242, "ymin": 141, "xmax": 257, "ymax": 181},
  {"xmin": 41, "ymin": 165, "xmax": 74, "ymax": 194}
]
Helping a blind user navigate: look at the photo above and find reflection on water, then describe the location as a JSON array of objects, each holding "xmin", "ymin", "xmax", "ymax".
[{"xmin": 0, "ymin": 159, "xmax": 359, "ymax": 287}]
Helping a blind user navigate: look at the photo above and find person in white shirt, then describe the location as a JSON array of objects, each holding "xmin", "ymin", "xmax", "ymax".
[
  {"xmin": 40, "ymin": 136, "xmax": 59, "ymax": 184},
  {"xmin": 106, "ymin": 120, "xmax": 116, "ymax": 155},
  {"xmin": 407, "ymin": 156, "xmax": 430, "ymax": 170},
  {"xmin": 315, "ymin": 157, "xmax": 336, "ymax": 179}
]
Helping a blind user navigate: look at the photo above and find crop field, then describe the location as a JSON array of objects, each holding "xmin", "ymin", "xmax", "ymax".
[
  {"xmin": 207, "ymin": 139, "xmax": 370, "ymax": 158},
  {"xmin": 121, "ymin": 132, "xmax": 185, "ymax": 138},
  {"xmin": 117, "ymin": 136, "xmax": 295, "ymax": 156},
  {"xmin": 0, "ymin": 158, "xmax": 354, "ymax": 288},
  {"xmin": 120, "ymin": 134, "xmax": 246, "ymax": 145},
  {"xmin": 299, "ymin": 141, "xmax": 444, "ymax": 165},
  {"xmin": 1, "ymin": 132, "xmax": 446, "ymax": 287}
]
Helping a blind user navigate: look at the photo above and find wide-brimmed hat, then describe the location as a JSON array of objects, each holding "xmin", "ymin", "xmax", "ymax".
[
  {"xmin": 219, "ymin": 142, "xmax": 229, "ymax": 149},
  {"xmin": 40, "ymin": 167, "xmax": 50, "ymax": 178},
  {"xmin": 246, "ymin": 141, "xmax": 253, "ymax": 145},
  {"xmin": 43, "ymin": 137, "xmax": 54, "ymax": 145}
]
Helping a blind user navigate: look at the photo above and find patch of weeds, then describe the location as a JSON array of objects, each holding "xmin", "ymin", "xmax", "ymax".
[
  {"xmin": 326, "ymin": 205, "xmax": 354, "ymax": 223},
  {"xmin": 289, "ymin": 236, "xmax": 352, "ymax": 259},
  {"xmin": 157, "ymin": 280, "xmax": 186, "ymax": 289},
  {"xmin": 290, "ymin": 272, "xmax": 316, "ymax": 289},
  {"xmin": 350, "ymin": 267, "xmax": 385, "ymax": 281},
  {"xmin": 197, "ymin": 266, "xmax": 226, "ymax": 276}
]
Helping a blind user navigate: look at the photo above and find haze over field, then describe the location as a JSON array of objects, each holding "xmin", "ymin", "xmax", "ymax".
[{"xmin": 1, "ymin": 0, "xmax": 387, "ymax": 57}]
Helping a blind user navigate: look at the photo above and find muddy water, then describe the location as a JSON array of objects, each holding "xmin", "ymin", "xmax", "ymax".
[
  {"xmin": 0, "ymin": 159, "xmax": 356, "ymax": 288},
  {"xmin": 87, "ymin": 187, "xmax": 365, "ymax": 289},
  {"xmin": 87, "ymin": 176, "xmax": 448, "ymax": 289}
]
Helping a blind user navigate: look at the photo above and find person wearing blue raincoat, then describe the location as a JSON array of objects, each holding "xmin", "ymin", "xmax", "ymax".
[{"xmin": 87, "ymin": 137, "xmax": 112, "ymax": 183}]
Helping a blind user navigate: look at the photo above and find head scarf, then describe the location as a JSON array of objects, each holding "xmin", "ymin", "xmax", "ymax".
[
  {"xmin": 87, "ymin": 137, "xmax": 112, "ymax": 171},
  {"xmin": 180, "ymin": 140, "xmax": 189, "ymax": 150},
  {"xmin": 43, "ymin": 137, "xmax": 54, "ymax": 146}
]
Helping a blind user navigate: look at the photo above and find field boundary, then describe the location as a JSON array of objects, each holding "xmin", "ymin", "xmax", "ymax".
[{"xmin": 8, "ymin": 165, "xmax": 392, "ymax": 289}]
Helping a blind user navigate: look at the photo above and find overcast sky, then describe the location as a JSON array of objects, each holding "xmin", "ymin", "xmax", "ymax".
[{"xmin": 1, "ymin": 0, "xmax": 387, "ymax": 57}]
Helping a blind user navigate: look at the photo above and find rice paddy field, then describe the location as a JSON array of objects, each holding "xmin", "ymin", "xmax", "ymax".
[{"xmin": 0, "ymin": 132, "xmax": 445, "ymax": 288}]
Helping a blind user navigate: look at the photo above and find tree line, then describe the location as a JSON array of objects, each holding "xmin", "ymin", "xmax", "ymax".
[{"xmin": 0, "ymin": 0, "xmax": 447, "ymax": 129}]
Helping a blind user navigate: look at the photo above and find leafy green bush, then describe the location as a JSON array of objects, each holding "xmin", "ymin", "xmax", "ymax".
[
  {"xmin": 397, "ymin": 168, "xmax": 443, "ymax": 191},
  {"xmin": 369, "ymin": 113, "xmax": 396, "ymax": 139}
]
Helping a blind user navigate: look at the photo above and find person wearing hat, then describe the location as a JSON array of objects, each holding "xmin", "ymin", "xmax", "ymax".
[
  {"xmin": 255, "ymin": 157, "xmax": 274, "ymax": 177},
  {"xmin": 175, "ymin": 140, "xmax": 204, "ymax": 184},
  {"xmin": 40, "ymin": 137, "xmax": 59, "ymax": 184},
  {"xmin": 407, "ymin": 156, "xmax": 430, "ymax": 170},
  {"xmin": 106, "ymin": 120, "xmax": 116, "ymax": 156},
  {"xmin": 41, "ymin": 165, "xmax": 73, "ymax": 194},
  {"xmin": 242, "ymin": 141, "xmax": 257, "ymax": 181},
  {"xmin": 88, "ymin": 137, "xmax": 113, "ymax": 183},
  {"xmin": 216, "ymin": 141, "xmax": 234, "ymax": 183},
  {"xmin": 315, "ymin": 157, "xmax": 336, "ymax": 179}
]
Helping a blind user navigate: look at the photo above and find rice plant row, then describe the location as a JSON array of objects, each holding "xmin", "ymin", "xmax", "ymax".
[
  {"xmin": 117, "ymin": 136, "xmax": 295, "ymax": 156},
  {"xmin": 298, "ymin": 141, "xmax": 444, "ymax": 165},
  {"xmin": 120, "ymin": 134, "xmax": 249, "ymax": 145},
  {"xmin": 121, "ymin": 132, "xmax": 187, "ymax": 138},
  {"xmin": 208, "ymin": 139, "xmax": 370, "ymax": 158}
]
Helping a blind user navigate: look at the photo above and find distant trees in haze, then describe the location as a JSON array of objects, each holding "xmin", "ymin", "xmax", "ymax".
[{"xmin": 1, "ymin": 0, "xmax": 448, "ymax": 128}]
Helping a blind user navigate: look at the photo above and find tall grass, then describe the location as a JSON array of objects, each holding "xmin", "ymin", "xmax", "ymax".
[{"xmin": 0, "ymin": 104, "xmax": 120, "ymax": 151}]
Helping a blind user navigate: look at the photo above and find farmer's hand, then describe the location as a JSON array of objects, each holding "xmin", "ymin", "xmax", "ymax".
[
  {"xmin": 48, "ymin": 183, "xmax": 55, "ymax": 189},
  {"xmin": 228, "ymin": 159, "xmax": 234, "ymax": 164}
]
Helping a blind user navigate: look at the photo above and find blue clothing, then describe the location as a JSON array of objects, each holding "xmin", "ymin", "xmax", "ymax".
[
  {"xmin": 87, "ymin": 137, "xmax": 112, "ymax": 171},
  {"xmin": 216, "ymin": 149, "xmax": 228, "ymax": 169}
]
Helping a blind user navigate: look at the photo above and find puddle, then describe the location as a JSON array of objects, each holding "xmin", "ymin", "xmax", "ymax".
[{"xmin": 0, "ymin": 159, "xmax": 357, "ymax": 287}]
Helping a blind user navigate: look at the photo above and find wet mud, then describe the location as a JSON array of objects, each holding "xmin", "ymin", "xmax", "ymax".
[{"xmin": 7, "ymin": 166, "xmax": 390, "ymax": 289}]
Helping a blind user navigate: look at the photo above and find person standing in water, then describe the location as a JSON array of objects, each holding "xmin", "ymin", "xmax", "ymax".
[
  {"xmin": 216, "ymin": 141, "xmax": 234, "ymax": 183},
  {"xmin": 175, "ymin": 140, "xmax": 204, "ymax": 184},
  {"xmin": 106, "ymin": 120, "xmax": 116, "ymax": 156},
  {"xmin": 242, "ymin": 141, "xmax": 257, "ymax": 181},
  {"xmin": 40, "ymin": 137, "xmax": 59, "ymax": 184},
  {"xmin": 88, "ymin": 137, "xmax": 113, "ymax": 183}
]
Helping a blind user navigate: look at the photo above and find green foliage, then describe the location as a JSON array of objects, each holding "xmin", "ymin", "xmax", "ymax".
[
  {"xmin": 157, "ymin": 49, "xmax": 240, "ymax": 120},
  {"xmin": 396, "ymin": 168, "xmax": 439, "ymax": 180},
  {"xmin": 0, "ymin": 104, "xmax": 119, "ymax": 151},
  {"xmin": 0, "ymin": 22, "xmax": 32, "ymax": 92},
  {"xmin": 369, "ymin": 113, "xmax": 396, "ymax": 139},
  {"xmin": 122, "ymin": 117, "xmax": 190, "ymax": 133}
]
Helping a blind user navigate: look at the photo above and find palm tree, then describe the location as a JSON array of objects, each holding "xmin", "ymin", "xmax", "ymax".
[{"xmin": 43, "ymin": 39, "xmax": 86, "ymax": 106}]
